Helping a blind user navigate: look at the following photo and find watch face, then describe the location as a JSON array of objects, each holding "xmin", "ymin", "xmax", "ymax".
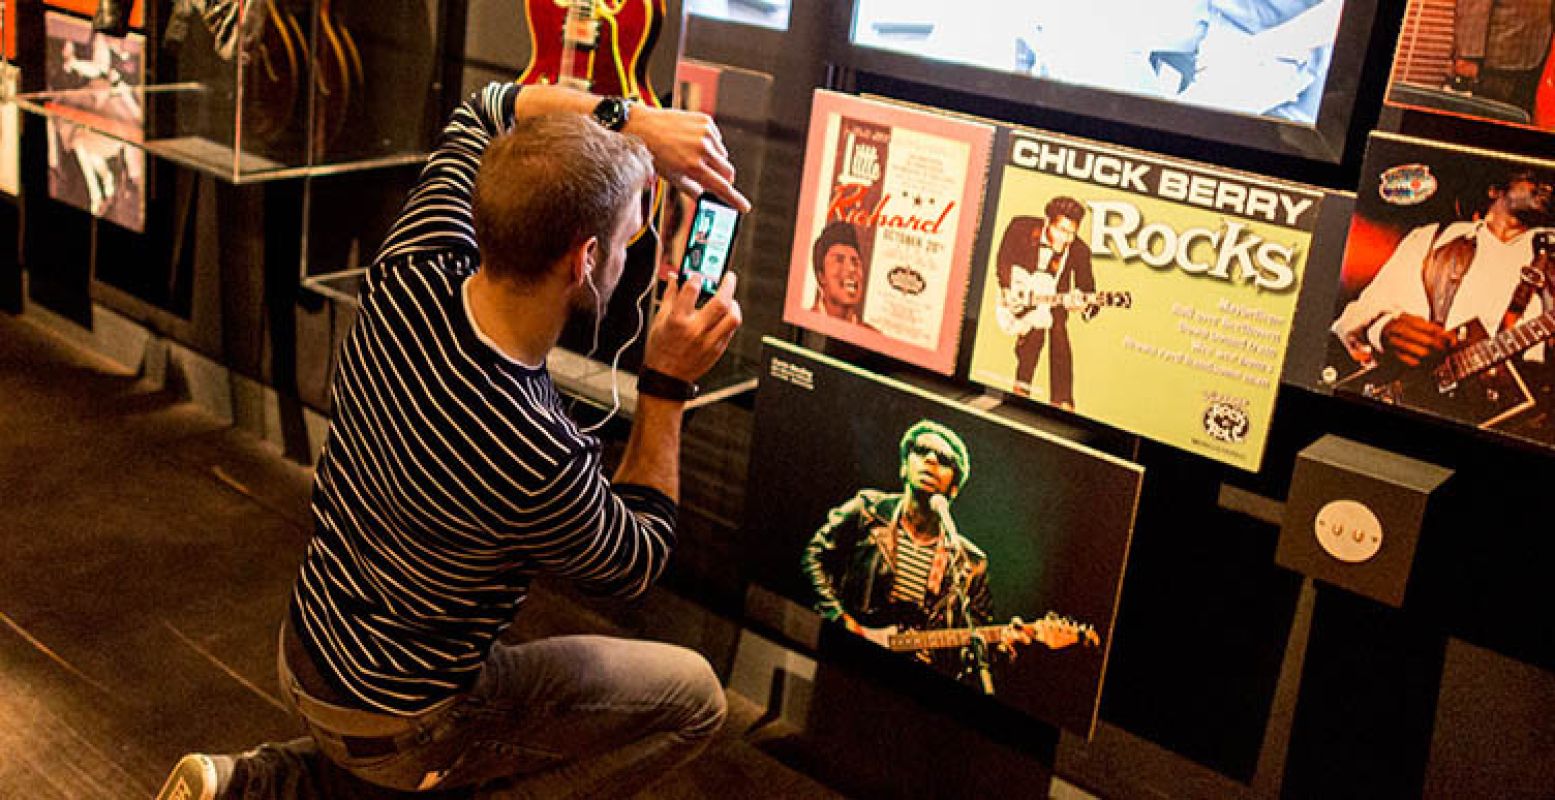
[{"xmin": 595, "ymin": 98, "xmax": 629, "ymax": 131}]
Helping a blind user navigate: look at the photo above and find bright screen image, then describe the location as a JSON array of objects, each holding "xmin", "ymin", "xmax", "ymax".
[
  {"xmin": 688, "ymin": 0, "xmax": 790, "ymax": 31},
  {"xmin": 850, "ymin": 0, "xmax": 1347, "ymax": 125},
  {"xmin": 681, "ymin": 199, "xmax": 739, "ymax": 294}
]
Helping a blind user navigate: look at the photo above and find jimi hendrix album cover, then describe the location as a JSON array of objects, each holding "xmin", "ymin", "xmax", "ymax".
[
  {"xmin": 746, "ymin": 337, "xmax": 1142, "ymax": 736},
  {"xmin": 1322, "ymin": 132, "xmax": 1555, "ymax": 450}
]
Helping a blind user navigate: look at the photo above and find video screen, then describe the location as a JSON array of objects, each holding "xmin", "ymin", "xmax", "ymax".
[
  {"xmin": 850, "ymin": 0, "xmax": 1347, "ymax": 126},
  {"xmin": 688, "ymin": 0, "xmax": 790, "ymax": 31},
  {"xmin": 746, "ymin": 338, "xmax": 1143, "ymax": 735}
]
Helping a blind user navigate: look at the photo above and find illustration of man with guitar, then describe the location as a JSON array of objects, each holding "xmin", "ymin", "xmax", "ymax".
[
  {"xmin": 996, "ymin": 197, "xmax": 1128, "ymax": 409},
  {"xmin": 801, "ymin": 420, "xmax": 1098, "ymax": 695},
  {"xmin": 1331, "ymin": 168, "xmax": 1555, "ymax": 439}
]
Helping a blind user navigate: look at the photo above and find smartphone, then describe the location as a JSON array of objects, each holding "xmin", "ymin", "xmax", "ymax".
[{"xmin": 678, "ymin": 192, "xmax": 742, "ymax": 304}]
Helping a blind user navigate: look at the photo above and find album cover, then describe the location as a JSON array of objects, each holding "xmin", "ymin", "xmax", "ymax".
[
  {"xmin": 746, "ymin": 338, "xmax": 1142, "ymax": 736},
  {"xmin": 1322, "ymin": 132, "xmax": 1555, "ymax": 449},
  {"xmin": 1386, "ymin": 0, "xmax": 1555, "ymax": 132},
  {"xmin": 783, "ymin": 90, "xmax": 993, "ymax": 375},
  {"xmin": 44, "ymin": 12, "xmax": 145, "ymax": 233},
  {"xmin": 0, "ymin": 66, "xmax": 19, "ymax": 197},
  {"xmin": 967, "ymin": 128, "xmax": 1322, "ymax": 471}
]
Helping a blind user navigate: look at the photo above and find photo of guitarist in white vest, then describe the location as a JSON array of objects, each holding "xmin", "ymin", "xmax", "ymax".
[
  {"xmin": 1331, "ymin": 167, "xmax": 1555, "ymax": 441},
  {"xmin": 801, "ymin": 420, "xmax": 1096, "ymax": 695},
  {"xmin": 995, "ymin": 197, "xmax": 1103, "ymax": 409}
]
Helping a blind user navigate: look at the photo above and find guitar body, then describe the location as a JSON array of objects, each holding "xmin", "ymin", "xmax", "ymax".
[
  {"xmin": 308, "ymin": 0, "xmax": 359, "ymax": 156},
  {"xmin": 242, "ymin": 1, "xmax": 302, "ymax": 143},
  {"xmin": 519, "ymin": 0, "xmax": 666, "ymax": 103},
  {"xmin": 996, "ymin": 266, "xmax": 1133, "ymax": 336},
  {"xmin": 1535, "ymin": 28, "xmax": 1555, "ymax": 129},
  {"xmin": 996, "ymin": 267, "xmax": 1058, "ymax": 336},
  {"xmin": 1336, "ymin": 319, "xmax": 1537, "ymax": 429}
]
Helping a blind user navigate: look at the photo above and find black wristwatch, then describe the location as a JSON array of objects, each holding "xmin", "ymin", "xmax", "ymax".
[
  {"xmin": 591, "ymin": 96, "xmax": 633, "ymax": 132},
  {"xmin": 636, "ymin": 367, "xmax": 699, "ymax": 402}
]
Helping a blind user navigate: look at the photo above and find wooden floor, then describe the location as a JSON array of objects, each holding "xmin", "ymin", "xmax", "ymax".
[{"xmin": 0, "ymin": 311, "xmax": 841, "ymax": 800}]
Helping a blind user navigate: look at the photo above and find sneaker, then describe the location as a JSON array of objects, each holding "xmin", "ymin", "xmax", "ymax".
[{"xmin": 155, "ymin": 753, "xmax": 235, "ymax": 800}]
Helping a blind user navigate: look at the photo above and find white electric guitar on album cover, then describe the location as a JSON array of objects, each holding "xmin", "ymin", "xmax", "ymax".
[{"xmin": 995, "ymin": 265, "xmax": 1132, "ymax": 336}]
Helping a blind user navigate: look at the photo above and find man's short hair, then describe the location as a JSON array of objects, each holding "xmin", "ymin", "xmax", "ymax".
[
  {"xmin": 1492, "ymin": 169, "xmax": 1545, "ymax": 193},
  {"xmin": 472, "ymin": 113, "xmax": 653, "ymax": 283},
  {"xmin": 1044, "ymin": 196, "xmax": 1087, "ymax": 225},
  {"xmin": 898, "ymin": 419, "xmax": 971, "ymax": 492},
  {"xmin": 812, "ymin": 221, "xmax": 861, "ymax": 277}
]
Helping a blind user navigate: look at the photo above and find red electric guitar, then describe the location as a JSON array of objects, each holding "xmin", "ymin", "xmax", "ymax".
[
  {"xmin": 521, "ymin": 0, "xmax": 669, "ymax": 247},
  {"xmin": 519, "ymin": 0, "xmax": 665, "ymax": 103}
]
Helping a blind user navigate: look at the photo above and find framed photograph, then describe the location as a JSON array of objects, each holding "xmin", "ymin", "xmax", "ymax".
[
  {"xmin": 1386, "ymin": 0, "xmax": 1555, "ymax": 132},
  {"xmin": 746, "ymin": 338, "xmax": 1142, "ymax": 736},
  {"xmin": 1321, "ymin": 132, "xmax": 1555, "ymax": 450},
  {"xmin": 967, "ymin": 127, "xmax": 1323, "ymax": 471},
  {"xmin": 838, "ymin": 0, "xmax": 1384, "ymax": 164},
  {"xmin": 43, "ymin": 12, "xmax": 145, "ymax": 233},
  {"xmin": 783, "ymin": 90, "xmax": 994, "ymax": 375}
]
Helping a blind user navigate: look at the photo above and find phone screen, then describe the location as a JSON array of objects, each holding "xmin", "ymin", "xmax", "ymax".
[{"xmin": 679, "ymin": 193, "xmax": 741, "ymax": 301}]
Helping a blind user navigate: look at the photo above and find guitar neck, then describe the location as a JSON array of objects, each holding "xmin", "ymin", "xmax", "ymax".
[
  {"xmin": 1445, "ymin": 309, "xmax": 1555, "ymax": 382},
  {"xmin": 888, "ymin": 625, "xmax": 1007, "ymax": 652},
  {"xmin": 558, "ymin": 0, "xmax": 598, "ymax": 91}
]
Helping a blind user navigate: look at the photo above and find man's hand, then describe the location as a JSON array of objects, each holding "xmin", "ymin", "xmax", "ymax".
[
  {"xmin": 1381, "ymin": 313, "xmax": 1457, "ymax": 367},
  {"xmin": 643, "ymin": 272, "xmax": 743, "ymax": 384},
  {"xmin": 626, "ymin": 105, "xmax": 751, "ymax": 212},
  {"xmin": 842, "ymin": 615, "xmax": 897, "ymax": 648},
  {"xmin": 1452, "ymin": 57, "xmax": 1482, "ymax": 82},
  {"xmin": 997, "ymin": 615, "xmax": 1036, "ymax": 660}
]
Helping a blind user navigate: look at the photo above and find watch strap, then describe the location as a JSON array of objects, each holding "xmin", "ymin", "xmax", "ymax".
[{"xmin": 636, "ymin": 367, "xmax": 699, "ymax": 401}]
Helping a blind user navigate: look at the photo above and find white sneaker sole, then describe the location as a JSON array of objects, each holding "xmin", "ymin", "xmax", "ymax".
[{"xmin": 154, "ymin": 754, "xmax": 218, "ymax": 800}]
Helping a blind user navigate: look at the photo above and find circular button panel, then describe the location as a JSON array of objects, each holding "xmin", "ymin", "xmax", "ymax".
[{"xmin": 1314, "ymin": 499, "xmax": 1383, "ymax": 564}]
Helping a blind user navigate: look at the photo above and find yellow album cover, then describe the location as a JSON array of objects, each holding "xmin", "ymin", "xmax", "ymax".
[{"xmin": 968, "ymin": 129, "xmax": 1323, "ymax": 470}]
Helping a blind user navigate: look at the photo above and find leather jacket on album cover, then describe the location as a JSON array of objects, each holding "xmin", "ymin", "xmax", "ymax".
[{"xmin": 802, "ymin": 490, "xmax": 993, "ymax": 632}]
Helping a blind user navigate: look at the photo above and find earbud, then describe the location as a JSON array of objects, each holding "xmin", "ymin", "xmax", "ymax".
[{"xmin": 585, "ymin": 270, "xmax": 601, "ymax": 313}]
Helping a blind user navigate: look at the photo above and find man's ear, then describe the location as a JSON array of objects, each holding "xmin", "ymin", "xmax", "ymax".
[{"xmin": 568, "ymin": 236, "xmax": 600, "ymax": 287}]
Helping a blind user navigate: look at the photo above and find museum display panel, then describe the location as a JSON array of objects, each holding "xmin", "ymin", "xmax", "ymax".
[
  {"xmin": 6, "ymin": 0, "xmax": 1555, "ymax": 796},
  {"xmin": 18, "ymin": 0, "xmax": 450, "ymax": 182}
]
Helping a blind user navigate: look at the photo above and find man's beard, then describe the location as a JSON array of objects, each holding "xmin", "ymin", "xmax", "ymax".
[
  {"xmin": 570, "ymin": 264, "xmax": 615, "ymax": 317},
  {"xmin": 1508, "ymin": 202, "xmax": 1555, "ymax": 228}
]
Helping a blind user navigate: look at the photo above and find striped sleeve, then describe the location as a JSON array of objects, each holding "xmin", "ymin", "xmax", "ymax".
[
  {"xmin": 374, "ymin": 83, "xmax": 520, "ymax": 267},
  {"xmin": 518, "ymin": 451, "xmax": 678, "ymax": 599}
]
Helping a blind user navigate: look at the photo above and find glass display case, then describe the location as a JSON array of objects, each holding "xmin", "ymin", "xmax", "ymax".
[{"xmin": 15, "ymin": 0, "xmax": 452, "ymax": 183}]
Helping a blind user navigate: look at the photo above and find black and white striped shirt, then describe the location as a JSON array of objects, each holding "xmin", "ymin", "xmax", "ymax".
[
  {"xmin": 889, "ymin": 534, "xmax": 936, "ymax": 607},
  {"xmin": 291, "ymin": 83, "xmax": 677, "ymax": 715}
]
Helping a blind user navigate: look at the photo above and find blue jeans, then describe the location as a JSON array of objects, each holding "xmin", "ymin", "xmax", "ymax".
[{"xmin": 278, "ymin": 634, "xmax": 727, "ymax": 798}]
